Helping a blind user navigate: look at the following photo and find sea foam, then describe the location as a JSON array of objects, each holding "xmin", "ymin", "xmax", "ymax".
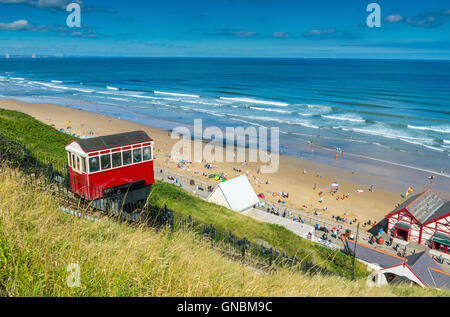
[
  {"xmin": 322, "ymin": 114, "xmax": 365, "ymax": 123},
  {"xmin": 154, "ymin": 91, "xmax": 200, "ymax": 98},
  {"xmin": 407, "ymin": 125, "xmax": 450, "ymax": 134},
  {"xmin": 219, "ymin": 97, "xmax": 288, "ymax": 107}
]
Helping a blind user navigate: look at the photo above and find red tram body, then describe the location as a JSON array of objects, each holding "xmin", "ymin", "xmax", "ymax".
[{"xmin": 65, "ymin": 131, "xmax": 155, "ymax": 212}]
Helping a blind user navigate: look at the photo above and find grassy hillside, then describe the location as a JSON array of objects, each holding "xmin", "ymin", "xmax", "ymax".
[
  {"xmin": 0, "ymin": 108, "xmax": 367, "ymax": 277},
  {"xmin": 0, "ymin": 108, "xmax": 74, "ymax": 164},
  {"xmin": 148, "ymin": 180, "xmax": 365, "ymax": 277},
  {"xmin": 1, "ymin": 169, "xmax": 448, "ymax": 297}
]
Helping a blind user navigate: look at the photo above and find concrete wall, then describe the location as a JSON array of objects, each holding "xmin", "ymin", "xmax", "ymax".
[{"xmin": 381, "ymin": 264, "xmax": 425, "ymax": 287}]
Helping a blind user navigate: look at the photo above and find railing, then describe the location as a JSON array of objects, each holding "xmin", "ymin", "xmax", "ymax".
[{"xmin": 0, "ymin": 133, "xmax": 357, "ymax": 278}]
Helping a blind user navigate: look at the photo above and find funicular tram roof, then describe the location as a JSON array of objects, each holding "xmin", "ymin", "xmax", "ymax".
[{"xmin": 75, "ymin": 131, "xmax": 152, "ymax": 153}]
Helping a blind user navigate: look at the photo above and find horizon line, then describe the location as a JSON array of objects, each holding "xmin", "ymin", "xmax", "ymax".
[{"xmin": 2, "ymin": 55, "xmax": 450, "ymax": 62}]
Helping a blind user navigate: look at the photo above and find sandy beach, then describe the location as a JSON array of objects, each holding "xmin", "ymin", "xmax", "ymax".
[{"xmin": 0, "ymin": 99, "xmax": 439, "ymax": 227}]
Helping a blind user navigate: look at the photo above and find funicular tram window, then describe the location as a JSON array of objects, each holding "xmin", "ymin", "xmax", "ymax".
[
  {"xmin": 89, "ymin": 157, "xmax": 100, "ymax": 173},
  {"xmin": 101, "ymin": 154, "xmax": 111, "ymax": 170},
  {"xmin": 133, "ymin": 148, "xmax": 142, "ymax": 163},
  {"xmin": 112, "ymin": 152, "xmax": 122, "ymax": 168},
  {"xmin": 72, "ymin": 155, "xmax": 80, "ymax": 172},
  {"xmin": 143, "ymin": 146, "xmax": 152, "ymax": 161},
  {"xmin": 72, "ymin": 154, "xmax": 76, "ymax": 170},
  {"xmin": 122, "ymin": 150, "xmax": 132, "ymax": 166}
]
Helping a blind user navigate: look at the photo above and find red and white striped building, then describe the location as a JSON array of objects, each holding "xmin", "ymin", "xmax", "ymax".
[{"xmin": 386, "ymin": 189, "xmax": 450, "ymax": 254}]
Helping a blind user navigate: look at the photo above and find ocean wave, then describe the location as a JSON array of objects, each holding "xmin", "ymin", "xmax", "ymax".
[
  {"xmin": 219, "ymin": 97, "xmax": 288, "ymax": 107},
  {"xmin": 416, "ymin": 143, "xmax": 445, "ymax": 152},
  {"xmin": 305, "ymin": 104, "xmax": 332, "ymax": 111},
  {"xmin": 229, "ymin": 114, "xmax": 319, "ymax": 129},
  {"xmin": 107, "ymin": 97, "xmax": 130, "ymax": 102},
  {"xmin": 48, "ymin": 84, "xmax": 70, "ymax": 90},
  {"xmin": 96, "ymin": 101, "xmax": 119, "ymax": 106},
  {"xmin": 249, "ymin": 106, "xmax": 291, "ymax": 113},
  {"xmin": 407, "ymin": 125, "xmax": 450, "ymax": 134},
  {"xmin": 128, "ymin": 94, "xmax": 159, "ymax": 100},
  {"xmin": 352, "ymin": 125, "xmax": 436, "ymax": 146},
  {"xmin": 322, "ymin": 114, "xmax": 365, "ymax": 123},
  {"xmin": 71, "ymin": 87, "xmax": 93, "ymax": 93},
  {"xmin": 294, "ymin": 104, "xmax": 332, "ymax": 116},
  {"xmin": 154, "ymin": 91, "xmax": 199, "ymax": 98},
  {"xmin": 107, "ymin": 86, "xmax": 119, "ymax": 90},
  {"xmin": 51, "ymin": 80, "xmax": 63, "ymax": 83},
  {"xmin": 10, "ymin": 77, "xmax": 25, "ymax": 80},
  {"xmin": 166, "ymin": 98, "xmax": 221, "ymax": 106},
  {"xmin": 228, "ymin": 117, "xmax": 265, "ymax": 127},
  {"xmin": 190, "ymin": 107, "xmax": 226, "ymax": 117},
  {"xmin": 34, "ymin": 81, "xmax": 93, "ymax": 93}
]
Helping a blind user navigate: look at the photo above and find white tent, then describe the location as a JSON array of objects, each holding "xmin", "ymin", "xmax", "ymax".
[{"xmin": 207, "ymin": 175, "xmax": 259, "ymax": 212}]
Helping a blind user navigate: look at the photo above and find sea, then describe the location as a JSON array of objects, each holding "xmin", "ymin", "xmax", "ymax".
[{"xmin": 0, "ymin": 57, "xmax": 449, "ymax": 193}]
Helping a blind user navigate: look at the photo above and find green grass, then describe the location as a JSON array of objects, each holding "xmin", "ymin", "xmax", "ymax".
[
  {"xmin": 147, "ymin": 180, "xmax": 367, "ymax": 277},
  {"xmin": 1, "ymin": 169, "xmax": 448, "ymax": 297},
  {"xmin": 0, "ymin": 108, "xmax": 75, "ymax": 164},
  {"xmin": 0, "ymin": 108, "xmax": 367, "ymax": 277}
]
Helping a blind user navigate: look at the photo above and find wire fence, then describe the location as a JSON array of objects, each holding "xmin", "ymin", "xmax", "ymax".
[
  {"xmin": 153, "ymin": 163, "xmax": 371, "ymax": 246},
  {"xmin": 0, "ymin": 133, "xmax": 351, "ymax": 278}
]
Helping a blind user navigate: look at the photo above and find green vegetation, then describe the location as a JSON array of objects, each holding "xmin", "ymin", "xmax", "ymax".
[
  {"xmin": 0, "ymin": 108, "xmax": 366, "ymax": 277},
  {"xmin": 1, "ymin": 107, "xmax": 447, "ymax": 296},
  {"xmin": 1, "ymin": 170, "xmax": 448, "ymax": 297},
  {"xmin": 148, "ymin": 180, "xmax": 367, "ymax": 277},
  {"xmin": 0, "ymin": 108, "xmax": 74, "ymax": 164}
]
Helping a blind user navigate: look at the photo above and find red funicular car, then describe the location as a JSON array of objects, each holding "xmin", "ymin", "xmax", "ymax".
[{"xmin": 65, "ymin": 130, "xmax": 155, "ymax": 212}]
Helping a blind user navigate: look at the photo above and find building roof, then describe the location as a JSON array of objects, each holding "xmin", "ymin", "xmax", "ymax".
[
  {"xmin": 343, "ymin": 239, "xmax": 406, "ymax": 269},
  {"xmin": 73, "ymin": 131, "xmax": 152, "ymax": 153},
  {"xmin": 428, "ymin": 268, "xmax": 450, "ymax": 290},
  {"xmin": 345, "ymin": 239, "xmax": 450, "ymax": 289},
  {"xmin": 405, "ymin": 252, "xmax": 450, "ymax": 289},
  {"xmin": 428, "ymin": 201, "xmax": 450, "ymax": 224},
  {"xmin": 432, "ymin": 232, "xmax": 450, "ymax": 246},
  {"xmin": 214, "ymin": 175, "xmax": 259, "ymax": 212},
  {"xmin": 395, "ymin": 221, "xmax": 411, "ymax": 231},
  {"xmin": 387, "ymin": 189, "xmax": 448, "ymax": 225}
]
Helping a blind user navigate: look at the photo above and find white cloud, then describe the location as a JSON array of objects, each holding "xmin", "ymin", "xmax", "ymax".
[
  {"xmin": 273, "ymin": 32, "xmax": 289, "ymax": 38},
  {"xmin": 304, "ymin": 29, "xmax": 335, "ymax": 37},
  {"xmin": 0, "ymin": 19, "xmax": 29, "ymax": 31},
  {"xmin": 385, "ymin": 15, "xmax": 403, "ymax": 23},
  {"xmin": 0, "ymin": 0, "xmax": 82, "ymax": 10},
  {"xmin": 34, "ymin": 0, "xmax": 71, "ymax": 9}
]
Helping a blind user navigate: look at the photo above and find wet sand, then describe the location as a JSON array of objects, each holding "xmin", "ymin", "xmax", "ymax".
[{"xmin": 1, "ymin": 99, "xmax": 442, "ymax": 227}]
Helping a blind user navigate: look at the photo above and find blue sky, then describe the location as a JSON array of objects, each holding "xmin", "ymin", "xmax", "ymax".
[{"xmin": 0, "ymin": 0, "xmax": 450, "ymax": 59}]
